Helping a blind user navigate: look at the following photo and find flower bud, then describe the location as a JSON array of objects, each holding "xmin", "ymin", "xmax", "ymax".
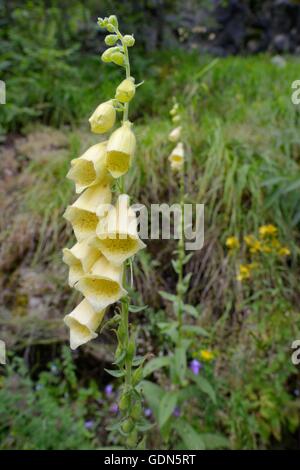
[
  {"xmin": 105, "ymin": 34, "xmax": 118, "ymax": 46},
  {"xmin": 123, "ymin": 35, "xmax": 135, "ymax": 47},
  {"xmin": 172, "ymin": 114, "xmax": 181, "ymax": 123},
  {"xmin": 111, "ymin": 51, "xmax": 124, "ymax": 66},
  {"xmin": 126, "ymin": 430, "xmax": 138, "ymax": 448},
  {"xmin": 115, "ymin": 77, "xmax": 135, "ymax": 103},
  {"xmin": 108, "ymin": 15, "xmax": 118, "ymax": 28},
  {"xmin": 121, "ymin": 418, "xmax": 134, "ymax": 434},
  {"xmin": 89, "ymin": 100, "xmax": 116, "ymax": 134},
  {"xmin": 168, "ymin": 126, "xmax": 181, "ymax": 142},
  {"xmin": 101, "ymin": 47, "xmax": 119, "ymax": 63},
  {"xmin": 119, "ymin": 392, "xmax": 131, "ymax": 411},
  {"xmin": 131, "ymin": 401, "xmax": 142, "ymax": 420},
  {"xmin": 106, "ymin": 23, "xmax": 115, "ymax": 33}
]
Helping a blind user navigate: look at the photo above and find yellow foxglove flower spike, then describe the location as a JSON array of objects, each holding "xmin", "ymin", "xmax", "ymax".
[
  {"xmin": 64, "ymin": 299, "xmax": 106, "ymax": 350},
  {"xmin": 62, "ymin": 238, "xmax": 101, "ymax": 287},
  {"xmin": 106, "ymin": 121, "xmax": 136, "ymax": 178},
  {"xmin": 94, "ymin": 194, "xmax": 145, "ymax": 265},
  {"xmin": 67, "ymin": 142, "xmax": 111, "ymax": 194},
  {"xmin": 63, "ymin": 184, "xmax": 112, "ymax": 241},
  {"xmin": 76, "ymin": 256, "xmax": 127, "ymax": 310},
  {"xmin": 115, "ymin": 77, "xmax": 136, "ymax": 103},
  {"xmin": 168, "ymin": 126, "xmax": 182, "ymax": 143},
  {"xmin": 89, "ymin": 100, "xmax": 116, "ymax": 134}
]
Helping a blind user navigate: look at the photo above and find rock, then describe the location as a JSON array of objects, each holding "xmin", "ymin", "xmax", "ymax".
[{"xmin": 272, "ymin": 33, "xmax": 290, "ymax": 52}]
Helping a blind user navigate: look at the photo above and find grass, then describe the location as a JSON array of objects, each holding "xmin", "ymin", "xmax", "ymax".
[{"xmin": 1, "ymin": 50, "xmax": 300, "ymax": 449}]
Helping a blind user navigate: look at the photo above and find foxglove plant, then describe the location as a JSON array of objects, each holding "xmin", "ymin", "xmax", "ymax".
[
  {"xmin": 141, "ymin": 100, "xmax": 219, "ymax": 449},
  {"xmin": 63, "ymin": 15, "xmax": 148, "ymax": 448}
]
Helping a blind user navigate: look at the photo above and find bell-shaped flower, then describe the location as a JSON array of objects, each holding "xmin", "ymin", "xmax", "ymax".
[
  {"xmin": 62, "ymin": 238, "xmax": 101, "ymax": 287},
  {"xmin": 63, "ymin": 184, "xmax": 112, "ymax": 242},
  {"xmin": 106, "ymin": 121, "xmax": 136, "ymax": 178},
  {"xmin": 170, "ymin": 159, "xmax": 184, "ymax": 172},
  {"xmin": 67, "ymin": 142, "xmax": 111, "ymax": 194},
  {"xmin": 168, "ymin": 126, "xmax": 181, "ymax": 143},
  {"xmin": 115, "ymin": 77, "xmax": 135, "ymax": 103},
  {"xmin": 76, "ymin": 256, "xmax": 126, "ymax": 310},
  {"xmin": 94, "ymin": 194, "xmax": 145, "ymax": 265},
  {"xmin": 88, "ymin": 100, "xmax": 116, "ymax": 134},
  {"xmin": 168, "ymin": 142, "xmax": 184, "ymax": 165},
  {"xmin": 64, "ymin": 299, "xmax": 106, "ymax": 350}
]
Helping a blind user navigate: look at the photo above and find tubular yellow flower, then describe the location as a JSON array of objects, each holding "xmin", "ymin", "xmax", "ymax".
[
  {"xmin": 259, "ymin": 224, "xmax": 278, "ymax": 237},
  {"xmin": 225, "ymin": 236, "xmax": 240, "ymax": 250},
  {"xmin": 64, "ymin": 299, "xmax": 106, "ymax": 350},
  {"xmin": 63, "ymin": 184, "xmax": 112, "ymax": 241},
  {"xmin": 94, "ymin": 194, "xmax": 145, "ymax": 265},
  {"xmin": 67, "ymin": 142, "xmax": 111, "ymax": 194},
  {"xmin": 89, "ymin": 100, "xmax": 116, "ymax": 134},
  {"xmin": 168, "ymin": 126, "xmax": 182, "ymax": 143},
  {"xmin": 168, "ymin": 142, "xmax": 184, "ymax": 165},
  {"xmin": 62, "ymin": 238, "xmax": 101, "ymax": 287},
  {"xmin": 115, "ymin": 77, "xmax": 136, "ymax": 103},
  {"xmin": 76, "ymin": 256, "xmax": 127, "ymax": 310},
  {"xmin": 106, "ymin": 121, "xmax": 136, "ymax": 178}
]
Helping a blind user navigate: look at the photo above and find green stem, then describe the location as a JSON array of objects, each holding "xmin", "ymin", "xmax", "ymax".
[{"xmin": 177, "ymin": 168, "xmax": 185, "ymax": 342}]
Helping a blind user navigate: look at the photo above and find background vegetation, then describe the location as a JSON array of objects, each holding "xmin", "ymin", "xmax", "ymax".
[{"xmin": 0, "ymin": 0, "xmax": 299, "ymax": 450}]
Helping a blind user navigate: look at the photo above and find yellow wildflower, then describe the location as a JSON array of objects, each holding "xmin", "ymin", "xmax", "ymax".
[
  {"xmin": 225, "ymin": 236, "xmax": 239, "ymax": 250},
  {"xmin": 200, "ymin": 349, "xmax": 214, "ymax": 362},
  {"xmin": 278, "ymin": 246, "xmax": 291, "ymax": 256},
  {"xmin": 259, "ymin": 224, "xmax": 278, "ymax": 238},
  {"xmin": 236, "ymin": 263, "xmax": 253, "ymax": 281}
]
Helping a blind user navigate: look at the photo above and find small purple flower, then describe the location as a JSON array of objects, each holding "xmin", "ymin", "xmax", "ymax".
[
  {"xmin": 105, "ymin": 384, "xmax": 113, "ymax": 397},
  {"xmin": 110, "ymin": 403, "xmax": 119, "ymax": 414},
  {"xmin": 144, "ymin": 408, "xmax": 152, "ymax": 417},
  {"xmin": 189, "ymin": 359, "xmax": 202, "ymax": 375},
  {"xmin": 173, "ymin": 406, "xmax": 181, "ymax": 417},
  {"xmin": 84, "ymin": 420, "xmax": 94, "ymax": 430},
  {"xmin": 294, "ymin": 389, "xmax": 300, "ymax": 397}
]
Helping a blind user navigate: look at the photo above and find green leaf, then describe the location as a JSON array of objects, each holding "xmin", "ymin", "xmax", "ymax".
[
  {"xmin": 200, "ymin": 433, "xmax": 230, "ymax": 449},
  {"xmin": 113, "ymin": 349, "xmax": 126, "ymax": 365},
  {"xmin": 104, "ymin": 368, "xmax": 125, "ymax": 378},
  {"xmin": 128, "ymin": 304, "xmax": 148, "ymax": 313},
  {"xmin": 132, "ymin": 355, "xmax": 147, "ymax": 367},
  {"xmin": 159, "ymin": 291, "xmax": 178, "ymax": 303},
  {"xmin": 182, "ymin": 325, "xmax": 209, "ymax": 337},
  {"xmin": 171, "ymin": 259, "xmax": 180, "ymax": 273},
  {"xmin": 143, "ymin": 356, "xmax": 171, "ymax": 378},
  {"xmin": 189, "ymin": 372, "xmax": 216, "ymax": 404},
  {"xmin": 183, "ymin": 253, "xmax": 193, "ymax": 265},
  {"xmin": 138, "ymin": 380, "xmax": 164, "ymax": 419},
  {"xmin": 173, "ymin": 419, "xmax": 206, "ymax": 450},
  {"xmin": 175, "ymin": 347, "xmax": 187, "ymax": 383},
  {"xmin": 183, "ymin": 304, "xmax": 200, "ymax": 318},
  {"xmin": 158, "ymin": 391, "xmax": 178, "ymax": 428}
]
